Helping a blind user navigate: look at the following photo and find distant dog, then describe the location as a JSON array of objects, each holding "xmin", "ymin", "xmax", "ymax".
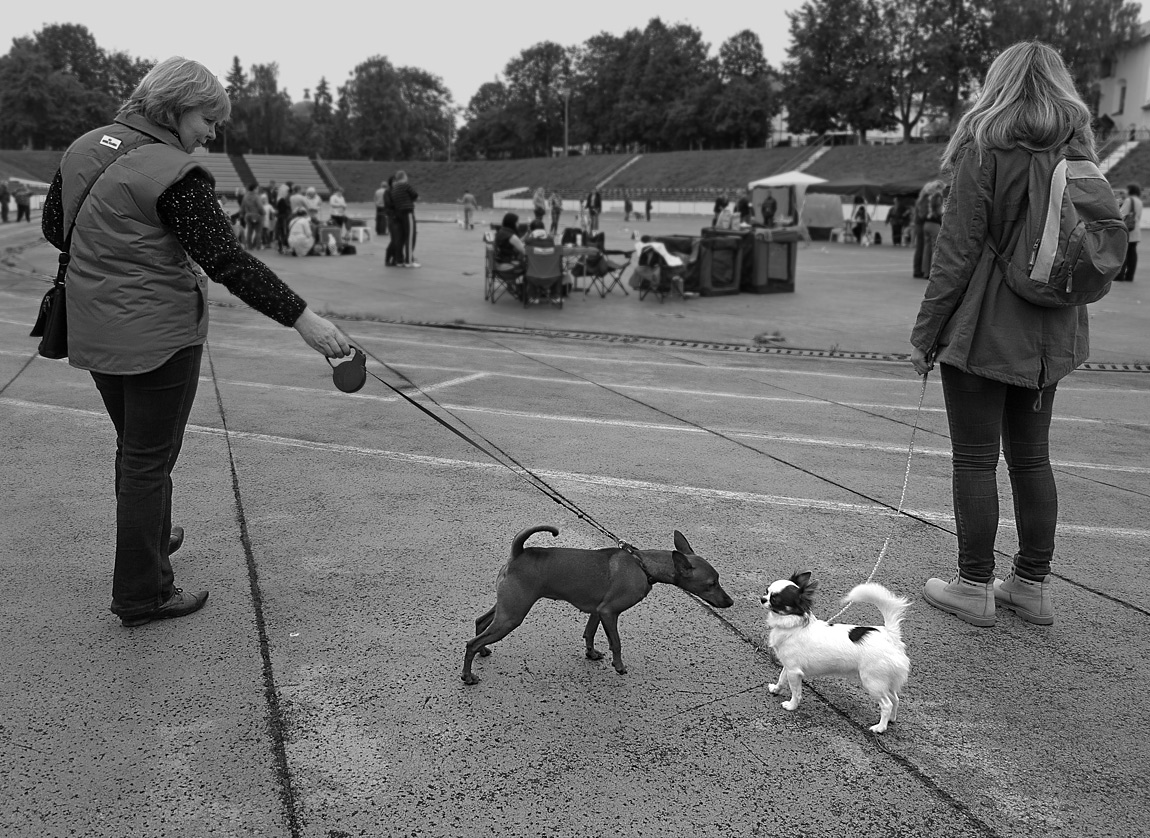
[
  {"xmin": 761, "ymin": 572, "xmax": 910, "ymax": 733},
  {"xmin": 462, "ymin": 526, "xmax": 734, "ymax": 685}
]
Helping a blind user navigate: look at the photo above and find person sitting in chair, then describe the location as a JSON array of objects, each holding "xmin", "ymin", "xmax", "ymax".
[{"xmin": 494, "ymin": 212, "xmax": 527, "ymax": 268}]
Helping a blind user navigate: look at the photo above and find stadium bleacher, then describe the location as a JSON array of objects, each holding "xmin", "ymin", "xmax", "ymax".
[
  {"xmin": 190, "ymin": 151, "xmax": 245, "ymax": 196},
  {"xmin": 245, "ymin": 155, "xmax": 328, "ymax": 197}
]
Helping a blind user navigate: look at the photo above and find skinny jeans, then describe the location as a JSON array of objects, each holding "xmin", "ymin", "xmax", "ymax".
[
  {"xmin": 91, "ymin": 345, "xmax": 202, "ymax": 618},
  {"xmin": 1122, "ymin": 241, "xmax": 1138, "ymax": 282},
  {"xmin": 939, "ymin": 363, "xmax": 1057, "ymax": 583}
]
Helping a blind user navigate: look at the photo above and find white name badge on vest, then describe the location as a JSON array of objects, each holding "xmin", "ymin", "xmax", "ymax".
[{"xmin": 99, "ymin": 135, "xmax": 122, "ymax": 150}]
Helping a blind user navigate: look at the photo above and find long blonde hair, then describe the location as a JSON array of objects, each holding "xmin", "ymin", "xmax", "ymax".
[{"xmin": 942, "ymin": 41, "xmax": 1095, "ymax": 173}]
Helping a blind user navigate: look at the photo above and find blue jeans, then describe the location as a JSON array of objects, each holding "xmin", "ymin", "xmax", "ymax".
[
  {"xmin": 91, "ymin": 345, "xmax": 202, "ymax": 617},
  {"xmin": 939, "ymin": 364, "xmax": 1058, "ymax": 583}
]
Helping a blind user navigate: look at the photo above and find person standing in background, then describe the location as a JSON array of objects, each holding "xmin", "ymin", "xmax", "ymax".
[
  {"xmin": 1118, "ymin": 182, "xmax": 1142, "ymax": 281},
  {"xmin": 532, "ymin": 187, "xmax": 547, "ymax": 225},
  {"xmin": 587, "ymin": 188, "xmax": 602, "ymax": 233},
  {"xmin": 624, "ymin": 193, "xmax": 633, "ymax": 222},
  {"xmin": 14, "ymin": 181, "xmax": 32, "ymax": 222},
  {"xmin": 645, "ymin": 197, "xmax": 652, "ymax": 222},
  {"xmin": 461, "ymin": 189, "xmax": 478, "ymax": 230},
  {"xmin": 548, "ymin": 190, "xmax": 563, "ymax": 236},
  {"xmin": 0, "ymin": 179, "xmax": 10, "ymax": 222},
  {"xmin": 761, "ymin": 192, "xmax": 777, "ymax": 228},
  {"xmin": 239, "ymin": 183, "xmax": 263, "ymax": 250},
  {"xmin": 391, "ymin": 170, "xmax": 419, "ymax": 268},
  {"xmin": 328, "ymin": 187, "xmax": 348, "ymax": 232},
  {"xmin": 374, "ymin": 180, "xmax": 387, "ymax": 235}
]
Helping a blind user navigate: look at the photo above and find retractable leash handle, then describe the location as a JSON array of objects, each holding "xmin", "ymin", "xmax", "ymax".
[{"xmin": 328, "ymin": 346, "xmax": 368, "ymax": 393}]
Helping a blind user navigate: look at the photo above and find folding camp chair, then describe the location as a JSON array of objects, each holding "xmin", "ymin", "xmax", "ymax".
[
  {"xmin": 522, "ymin": 240, "xmax": 564, "ymax": 308},
  {"xmin": 630, "ymin": 245, "xmax": 684, "ymax": 303},
  {"xmin": 583, "ymin": 249, "xmax": 633, "ymax": 297},
  {"xmin": 484, "ymin": 243, "xmax": 524, "ymax": 304}
]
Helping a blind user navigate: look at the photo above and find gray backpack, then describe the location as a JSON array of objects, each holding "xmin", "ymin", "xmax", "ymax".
[{"xmin": 990, "ymin": 146, "xmax": 1125, "ymax": 307}]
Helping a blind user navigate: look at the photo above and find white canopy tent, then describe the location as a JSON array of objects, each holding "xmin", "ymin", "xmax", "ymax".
[{"xmin": 747, "ymin": 170, "xmax": 827, "ymax": 232}]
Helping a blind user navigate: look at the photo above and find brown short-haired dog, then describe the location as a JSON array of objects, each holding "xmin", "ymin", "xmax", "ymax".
[{"xmin": 462, "ymin": 525, "xmax": 734, "ymax": 684}]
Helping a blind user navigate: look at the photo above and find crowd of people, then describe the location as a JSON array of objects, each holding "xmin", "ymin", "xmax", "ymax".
[{"xmin": 223, "ymin": 181, "xmax": 356, "ymax": 258}]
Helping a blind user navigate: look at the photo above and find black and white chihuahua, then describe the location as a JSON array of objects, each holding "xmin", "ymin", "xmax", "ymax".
[{"xmin": 761, "ymin": 572, "xmax": 910, "ymax": 734}]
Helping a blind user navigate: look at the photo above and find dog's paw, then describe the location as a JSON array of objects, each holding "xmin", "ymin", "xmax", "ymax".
[
  {"xmin": 462, "ymin": 673, "xmax": 481, "ymax": 686},
  {"xmin": 614, "ymin": 664, "xmax": 628, "ymax": 675},
  {"xmin": 782, "ymin": 699, "xmax": 799, "ymax": 711},
  {"xmin": 869, "ymin": 722, "xmax": 888, "ymax": 734},
  {"xmin": 585, "ymin": 648, "xmax": 604, "ymax": 661},
  {"xmin": 767, "ymin": 684, "xmax": 781, "ymax": 695},
  {"xmin": 478, "ymin": 647, "xmax": 491, "ymax": 658}
]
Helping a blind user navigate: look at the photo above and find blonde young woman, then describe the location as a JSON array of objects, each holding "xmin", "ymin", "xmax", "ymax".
[
  {"xmin": 532, "ymin": 187, "xmax": 547, "ymax": 225},
  {"xmin": 41, "ymin": 56, "xmax": 349, "ymax": 627},
  {"xmin": 910, "ymin": 41, "xmax": 1102, "ymax": 627}
]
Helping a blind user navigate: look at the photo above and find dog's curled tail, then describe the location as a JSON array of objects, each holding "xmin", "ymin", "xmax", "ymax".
[
  {"xmin": 843, "ymin": 583, "xmax": 910, "ymax": 641},
  {"xmin": 511, "ymin": 525, "xmax": 559, "ymax": 557}
]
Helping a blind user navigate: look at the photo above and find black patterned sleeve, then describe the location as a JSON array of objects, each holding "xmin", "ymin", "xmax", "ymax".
[
  {"xmin": 42, "ymin": 171, "xmax": 65, "ymax": 251},
  {"xmin": 157, "ymin": 171, "xmax": 308, "ymax": 327}
]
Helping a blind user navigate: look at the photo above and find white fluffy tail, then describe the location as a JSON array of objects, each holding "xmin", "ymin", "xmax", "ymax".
[{"xmin": 843, "ymin": 583, "xmax": 909, "ymax": 641}]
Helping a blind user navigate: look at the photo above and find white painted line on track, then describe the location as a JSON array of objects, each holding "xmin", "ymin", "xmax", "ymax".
[
  {"xmin": 3, "ymin": 395, "xmax": 1146, "ymax": 540},
  {"xmin": 201, "ymin": 334, "xmax": 1150, "ymax": 397}
]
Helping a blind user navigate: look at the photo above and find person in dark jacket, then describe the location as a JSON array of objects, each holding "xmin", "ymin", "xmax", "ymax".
[
  {"xmin": 390, "ymin": 170, "xmax": 419, "ymax": 267},
  {"xmin": 42, "ymin": 57, "xmax": 349, "ymax": 628},
  {"xmin": 910, "ymin": 41, "xmax": 1102, "ymax": 628}
]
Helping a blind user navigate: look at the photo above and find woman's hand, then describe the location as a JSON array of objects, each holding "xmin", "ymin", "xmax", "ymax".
[
  {"xmin": 910, "ymin": 345, "xmax": 934, "ymax": 376},
  {"xmin": 293, "ymin": 307, "xmax": 351, "ymax": 358}
]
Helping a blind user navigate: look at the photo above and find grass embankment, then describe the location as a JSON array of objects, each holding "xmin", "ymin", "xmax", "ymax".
[{"xmin": 0, "ymin": 151, "xmax": 64, "ymax": 183}]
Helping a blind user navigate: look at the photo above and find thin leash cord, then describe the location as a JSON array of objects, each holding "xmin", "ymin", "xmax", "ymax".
[
  {"xmin": 335, "ymin": 344, "xmax": 635, "ymax": 552},
  {"xmin": 827, "ymin": 371, "xmax": 929, "ymax": 622}
]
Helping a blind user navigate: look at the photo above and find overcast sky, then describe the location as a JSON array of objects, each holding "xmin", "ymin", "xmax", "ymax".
[{"xmin": 7, "ymin": 1, "xmax": 808, "ymax": 108}]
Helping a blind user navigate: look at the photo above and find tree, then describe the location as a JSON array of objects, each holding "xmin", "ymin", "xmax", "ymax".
[
  {"xmin": 344, "ymin": 56, "xmax": 406, "ymax": 160},
  {"xmin": 395, "ymin": 66, "xmax": 454, "ymax": 160},
  {"xmin": 246, "ymin": 63, "xmax": 291, "ymax": 155},
  {"xmin": 783, "ymin": 0, "xmax": 896, "ymax": 140},
  {"xmin": 614, "ymin": 18, "xmax": 716, "ymax": 151},
  {"xmin": 712, "ymin": 30, "xmax": 778, "ymax": 148},
  {"xmin": 502, "ymin": 42, "xmax": 571, "ymax": 156},
  {"xmin": 455, "ymin": 80, "xmax": 518, "ymax": 159},
  {"xmin": 570, "ymin": 30, "xmax": 639, "ymax": 149},
  {"xmin": 983, "ymin": 0, "xmax": 1141, "ymax": 112}
]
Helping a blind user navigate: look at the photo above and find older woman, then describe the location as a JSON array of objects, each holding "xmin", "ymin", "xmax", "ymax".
[{"xmin": 41, "ymin": 56, "xmax": 349, "ymax": 627}]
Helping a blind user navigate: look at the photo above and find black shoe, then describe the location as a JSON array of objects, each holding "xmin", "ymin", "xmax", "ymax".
[
  {"xmin": 169, "ymin": 526, "xmax": 184, "ymax": 555},
  {"xmin": 121, "ymin": 588, "xmax": 209, "ymax": 627}
]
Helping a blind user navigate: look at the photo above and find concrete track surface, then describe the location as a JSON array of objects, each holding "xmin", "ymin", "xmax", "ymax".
[{"xmin": 1, "ymin": 207, "xmax": 1147, "ymax": 838}]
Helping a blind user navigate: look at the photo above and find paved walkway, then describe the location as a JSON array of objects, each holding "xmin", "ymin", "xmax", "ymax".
[{"xmin": 0, "ymin": 206, "xmax": 1147, "ymax": 838}]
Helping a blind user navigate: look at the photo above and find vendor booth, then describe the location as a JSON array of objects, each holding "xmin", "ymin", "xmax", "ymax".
[
  {"xmin": 747, "ymin": 170, "xmax": 826, "ymax": 229},
  {"xmin": 804, "ymin": 178, "xmax": 928, "ymax": 242}
]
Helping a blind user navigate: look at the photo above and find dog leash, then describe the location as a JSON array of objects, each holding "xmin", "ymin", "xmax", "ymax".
[
  {"xmin": 826, "ymin": 370, "xmax": 929, "ymax": 622},
  {"xmin": 327, "ymin": 345, "xmax": 649, "ymax": 566}
]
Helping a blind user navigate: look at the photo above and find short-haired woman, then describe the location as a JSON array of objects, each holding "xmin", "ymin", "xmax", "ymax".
[
  {"xmin": 41, "ymin": 56, "xmax": 349, "ymax": 627},
  {"xmin": 910, "ymin": 41, "xmax": 1106, "ymax": 627}
]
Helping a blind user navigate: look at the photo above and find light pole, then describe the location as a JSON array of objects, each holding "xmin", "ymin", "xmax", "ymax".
[{"xmin": 561, "ymin": 87, "xmax": 570, "ymax": 156}]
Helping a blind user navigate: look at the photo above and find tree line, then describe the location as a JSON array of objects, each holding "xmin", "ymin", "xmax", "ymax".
[{"xmin": 0, "ymin": 1, "xmax": 1141, "ymax": 159}]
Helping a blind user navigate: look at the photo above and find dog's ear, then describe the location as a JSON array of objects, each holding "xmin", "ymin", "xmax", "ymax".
[
  {"xmin": 672, "ymin": 530, "xmax": 693, "ymax": 556},
  {"xmin": 791, "ymin": 571, "xmax": 813, "ymax": 589},
  {"xmin": 671, "ymin": 549, "xmax": 693, "ymax": 577}
]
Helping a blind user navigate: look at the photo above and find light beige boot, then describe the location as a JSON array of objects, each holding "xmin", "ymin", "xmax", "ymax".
[
  {"xmin": 923, "ymin": 575, "xmax": 995, "ymax": 627},
  {"xmin": 994, "ymin": 572, "xmax": 1053, "ymax": 625}
]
